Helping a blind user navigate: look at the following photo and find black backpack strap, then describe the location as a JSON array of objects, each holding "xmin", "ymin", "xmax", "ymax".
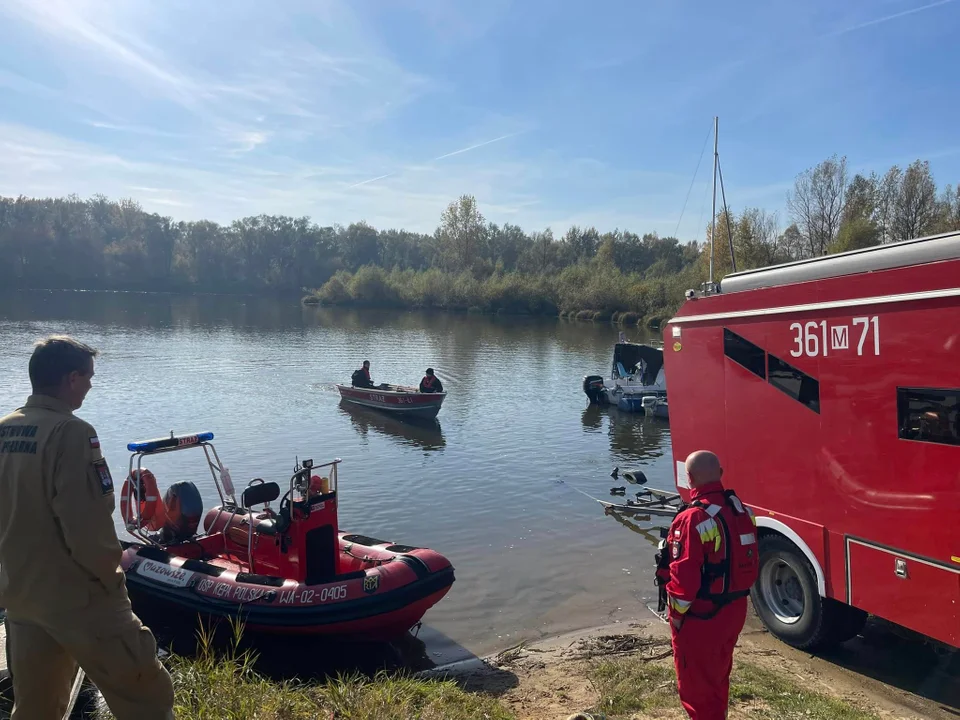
[{"xmin": 654, "ymin": 498, "xmax": 711, "ymax": 613}]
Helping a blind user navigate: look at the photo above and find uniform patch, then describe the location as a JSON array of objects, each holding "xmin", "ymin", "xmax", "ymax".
[
  {"xmin": 89, "ymin": 436, "xmax": 100, "ymax": 450},
  {"xmin": 93, "ymin": 458, "xmax": 113, "ymax": 495},
  {"xmin": 670, "ymin": 540, "xmax": 682, "ymax": 559}
]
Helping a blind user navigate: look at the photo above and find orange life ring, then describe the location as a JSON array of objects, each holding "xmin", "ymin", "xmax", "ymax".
[{"xmin": 120, "ymin": 468, "xmax": 163, "ymax": 529}]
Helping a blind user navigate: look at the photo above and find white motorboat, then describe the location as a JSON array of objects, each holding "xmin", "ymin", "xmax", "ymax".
[{"xmin": 582, "ymin": 334, "xmax": 668, "ymax": 419}]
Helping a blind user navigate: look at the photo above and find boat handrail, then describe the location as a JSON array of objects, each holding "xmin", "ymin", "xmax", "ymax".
[{"xmin": 124, "ymin": 434, "xmax": 227, "ymax": 545}]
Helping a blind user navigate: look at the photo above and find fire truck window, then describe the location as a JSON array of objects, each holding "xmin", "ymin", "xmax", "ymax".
[
  {"xmin": 723, "ymin": 329, "xmax": 765, "ymax": 379},
  {"xmin": 897, "ymin": 388, "xmax": 960, "ymax": 446},
  {"xmin": 767, "ymin": 354, "xmax": 820, "ymax": 413}
]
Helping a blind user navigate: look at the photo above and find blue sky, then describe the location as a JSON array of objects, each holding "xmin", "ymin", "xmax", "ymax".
[{"xmin": 1, "ymin": 0, "xmax": 958, "ymax": 240}]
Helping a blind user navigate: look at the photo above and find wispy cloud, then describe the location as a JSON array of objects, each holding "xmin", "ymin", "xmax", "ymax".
[
  {"xmin": 2, "ymin": 0, "xmax": 206, "ymax": 110},
  {"xmin": 0, "ymin": 68, "xmax": 61, "ymax": 99},
  {"xmin": 432, "ymin": 133, "xmax": 521, "ymax": 161},
  {"xmin": 347, "ymin": 172, "xmax": 397, "ymax": 190},
  {"xmin": 87, "ymin": 121, "xmax": 185, "ymax": 139},
  {"xmin": 0, "ymin": 0, "xmax": 437, "ymax": 155},
  {"xmin": 347, "ymin": 132, "xmax": 524, "ymax": 190},
  {"xmin": 0, "ymin": 122, "xmax": 700, "ymax": 237},
  {"xmin": 221, "ymin": 129, "xmax": 271, "ymax": 154},
  {"xmin": 824, "ymin": 0, "xmax": 955, "ymax": 37}
]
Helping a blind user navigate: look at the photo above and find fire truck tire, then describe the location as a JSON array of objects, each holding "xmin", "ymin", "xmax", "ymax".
[{"xmin": 751, "ymin": 534, "xmax": 835, "ymax": 651}]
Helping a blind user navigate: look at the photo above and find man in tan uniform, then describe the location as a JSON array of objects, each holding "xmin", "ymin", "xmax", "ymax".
[{"xmin": 0, "ymin": 336, "xmax": 175, "ymax": 719}]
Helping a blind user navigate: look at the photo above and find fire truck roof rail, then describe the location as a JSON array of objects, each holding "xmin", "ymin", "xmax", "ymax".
[{"xmin": 719, "ymin": 229, "xmax": 960, "ymax": 294}]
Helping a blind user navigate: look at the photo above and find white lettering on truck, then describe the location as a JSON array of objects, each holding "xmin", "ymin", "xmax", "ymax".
[{"xmin": 789, "ymin": 316, "xmax": 879, "ymax": 358}]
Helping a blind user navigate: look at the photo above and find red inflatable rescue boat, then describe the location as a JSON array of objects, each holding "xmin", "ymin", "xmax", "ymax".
[{"xmin": 117, "ymin": 432, "xmax": 455, "ymax": 639}]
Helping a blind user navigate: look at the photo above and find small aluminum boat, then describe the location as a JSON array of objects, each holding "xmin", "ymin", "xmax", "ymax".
[{"xmin": 335, "ymin": 383, "xmax": 446, "ymax": 419}]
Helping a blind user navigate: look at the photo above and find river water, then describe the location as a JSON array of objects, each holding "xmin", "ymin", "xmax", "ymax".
[{"xmin": 0, "ymin": 291, "xmax": 677, "ymax": 666}]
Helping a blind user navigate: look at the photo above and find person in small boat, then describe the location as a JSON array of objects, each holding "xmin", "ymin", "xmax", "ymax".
[
  {"xmin": 351, "ymin": 360, "xmax": 374, "ymax": 388},
  {"xmin": 419, "ymin": 368, "xmax": 443, "ymax": 393}
]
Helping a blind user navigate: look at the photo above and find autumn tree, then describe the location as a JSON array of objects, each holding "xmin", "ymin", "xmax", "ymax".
[
  {"xmin": 831, "ymin": 173, "xmax": 881, "ymax": 253},
  {"xmin": 890, "ymin": 160, "xmax": 938, "ymax": 242},
  {"xmin": 778, "ymin": 224, "xmax": 805, "ymax": 260},
  {"xmin": 934, "ymin": 185, "xmax": 960, "ymax": 232},
  {"xmin": 787, "ymin": 154, "xmax": 848, "ymax": 257},
  {"xmin": 873, "ymin": 166, "xmax": 902, "ymax": 243},
  {"xmin": 698, "ymin": 209, "xmax": 737, "ymax": 280}
]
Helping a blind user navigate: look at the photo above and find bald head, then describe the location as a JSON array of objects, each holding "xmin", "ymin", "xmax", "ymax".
[{"xmin": 685, "ymin": 450, "xmax": 723, "ymax": 488}]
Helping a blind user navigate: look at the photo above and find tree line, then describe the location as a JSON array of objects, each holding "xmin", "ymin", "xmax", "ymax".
[{"xmin": 2, "ymin": 153, "xmax": 957, "ymax": 324}]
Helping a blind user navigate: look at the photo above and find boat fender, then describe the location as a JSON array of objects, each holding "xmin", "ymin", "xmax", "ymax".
[{"xmin": 120, "ymin": 468, "xmax": 163, "ymax": 530}]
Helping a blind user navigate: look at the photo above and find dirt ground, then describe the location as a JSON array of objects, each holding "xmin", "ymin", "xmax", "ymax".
[{"xmin": 421, "ymin": 613, "xmax": 959, "ymax": 720}]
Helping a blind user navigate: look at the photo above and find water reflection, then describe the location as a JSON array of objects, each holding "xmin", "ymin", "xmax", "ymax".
[
  {"xmin": 581, "ymin": 405, "xmax": 671, "ymax": 463},
  {"xmin": 603, "ymin": 506, "xmax": 671, "ymax": 549},
  {"xmin": 338, "ymin": 400, "xmax": 446, "ymax": 452},
  {"xmin": 0, "ymin": 289, "xmax": 311, "ymax": 333}
]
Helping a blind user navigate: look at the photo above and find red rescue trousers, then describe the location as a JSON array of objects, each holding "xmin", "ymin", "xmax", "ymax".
[{"xmin": 670, "ymin": 597, "xmax": 747, "ymax": 720}]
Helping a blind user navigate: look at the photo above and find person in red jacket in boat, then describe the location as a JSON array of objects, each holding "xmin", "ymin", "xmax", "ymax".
[
  {"xmin": 655, "ymin": 450, "xmax": 759, "ymax": 720},
  {"xmin": 419, "ymin": 368, "xmax": 443, "ymax": 393},
  {"xmin": 351, "ymin": 360, "xmax": 374, "ymax": 389}
]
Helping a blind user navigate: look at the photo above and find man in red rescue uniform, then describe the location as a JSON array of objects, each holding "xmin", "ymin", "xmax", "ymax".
[{"xmin": 662, "ymin": 450, "xmax": 759, "ymax": 720}]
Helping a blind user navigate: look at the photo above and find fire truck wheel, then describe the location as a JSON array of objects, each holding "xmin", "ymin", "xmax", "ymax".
[{"xmin": 751, "ymin": 534, "xmax": 834, "ymax": 651}]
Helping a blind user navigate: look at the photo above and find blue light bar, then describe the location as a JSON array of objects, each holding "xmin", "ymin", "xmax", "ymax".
[{"xmin": 127, "ymin": 432, "xmax": 214, "ymax": 453}]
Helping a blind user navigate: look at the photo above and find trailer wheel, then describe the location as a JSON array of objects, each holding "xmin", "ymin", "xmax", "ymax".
[{"xmin": 751, "ymin": 534, "xmax": 834, "ymax": 651}]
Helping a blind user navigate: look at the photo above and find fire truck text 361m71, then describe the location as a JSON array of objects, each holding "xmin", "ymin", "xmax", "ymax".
[{"xmin": 789, "ymin": 316, "xmax": 879, "ymax": 358}]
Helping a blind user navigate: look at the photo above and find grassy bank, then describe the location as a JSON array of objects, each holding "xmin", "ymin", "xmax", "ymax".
[
  {"xmin": 588, "ymin": 655, "xmax": 879, "ymax": 719},
  {"xmin": 90, "ymin": 626, "xmax": 886, "ymax": 720},
  {"xmin": 93, "ymin": 627, "xmax": 511, "ymax": 720},
  {"xmin": 303, "ymin": 263, "xmax": 703, "ymax": 329}
]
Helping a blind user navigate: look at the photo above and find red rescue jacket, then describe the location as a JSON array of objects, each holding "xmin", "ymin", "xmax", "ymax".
[{"xmin": 655, "ymin": 481, "xmax": 759, "ymax": 620}]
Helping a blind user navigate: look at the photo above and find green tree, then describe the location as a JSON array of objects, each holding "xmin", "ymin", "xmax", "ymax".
[{"xmin": 438, "ymin": 195, "xmax": 487, "ymax": 272}]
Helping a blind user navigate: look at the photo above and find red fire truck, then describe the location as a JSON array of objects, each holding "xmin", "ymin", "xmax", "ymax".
[{"xmin": 662, "ymin": 230, "xmax": 960, "ymax": 651}]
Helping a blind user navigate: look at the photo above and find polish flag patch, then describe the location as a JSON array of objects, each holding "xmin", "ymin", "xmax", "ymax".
[{"xmin": 89, "ymin": 436, "xmax": 100, "ymax": 449}]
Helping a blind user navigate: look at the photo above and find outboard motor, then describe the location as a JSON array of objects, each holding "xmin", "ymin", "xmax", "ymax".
[
  {"xmin": 157, "ymin": 481, "xmax": 204, "ymax": 543},
  {"xmin": 582, "ymin": 375, "xmax": 605, "ymax": 404}
]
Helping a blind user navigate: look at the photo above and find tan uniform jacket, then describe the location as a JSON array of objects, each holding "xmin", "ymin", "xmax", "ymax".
[{"xmin": 0, "ymin": 394, "xmax": 126, "ymax": 619}]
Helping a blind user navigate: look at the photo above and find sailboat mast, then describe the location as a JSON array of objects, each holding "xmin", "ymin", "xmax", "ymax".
[{"xmin": 709, "ymin": 116, "xmax": 718, "ymax": 286}]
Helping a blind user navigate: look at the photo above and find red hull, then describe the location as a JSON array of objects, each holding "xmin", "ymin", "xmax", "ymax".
[
  {"xmin": 120, "ymin": 531, "xmax": 455, "ymax": 639},
  {"xmin": 336, "ymin": 384, "xmax": 445, "ymax": 418}
]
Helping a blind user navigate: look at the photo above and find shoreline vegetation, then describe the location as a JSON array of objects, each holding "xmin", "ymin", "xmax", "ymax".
[
  {"xmin": 87, "ymin": 621, "xmax": 889, "ymax": 720},
  {"xmin": 2, "ymin": 154, "xmax": 957, "ymax": 328}
]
